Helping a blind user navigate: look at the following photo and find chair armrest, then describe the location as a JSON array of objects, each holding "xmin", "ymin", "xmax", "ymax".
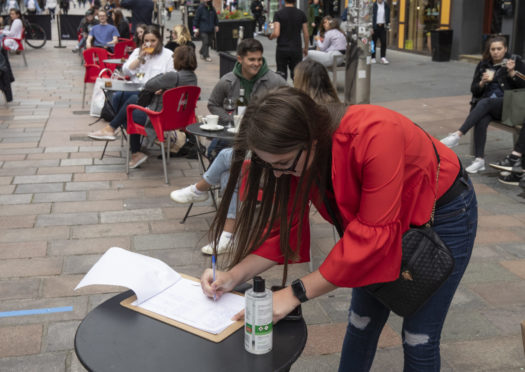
[{"xmin": 126, "ymin": 104, "xmax": 159, "ymax": 136}]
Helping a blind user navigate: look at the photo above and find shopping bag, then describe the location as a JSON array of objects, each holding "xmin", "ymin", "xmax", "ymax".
[
  {"xmin": 89, "ymin": 69, "xmax": 113, "ymax": 118},
  {"xmin": 501, "ymin": 88, "xmax": 525, "ymax": 127}
]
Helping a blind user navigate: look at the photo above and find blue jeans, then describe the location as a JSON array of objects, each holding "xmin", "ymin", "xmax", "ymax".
[
  {"xmin": 338, "ymin": 177, "xmax": 477, "ymax": 372},
  {"xmin": 203, "ymin": 148, "xmax": 238, "ymax": 219}
]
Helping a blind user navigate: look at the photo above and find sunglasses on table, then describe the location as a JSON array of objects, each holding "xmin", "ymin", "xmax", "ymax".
[{"xmin": 252, "ymin": 148, "xmax": 304, "ymax": 173}]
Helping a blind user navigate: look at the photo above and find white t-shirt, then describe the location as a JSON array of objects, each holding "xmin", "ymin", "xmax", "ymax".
[
  {"xmin": 376, "ymin": 2, "xmax": 385, "ymax": 25},
  {"xmin": 123, "ymin": 47, "xmax": 175, "ymax": 83}
]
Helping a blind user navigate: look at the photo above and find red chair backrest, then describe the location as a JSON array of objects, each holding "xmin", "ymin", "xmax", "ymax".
[
  {"xmin": 112, "ymin": 39, "xmax": 135, "ymax": 59},
  {"xmin": 83, "ymin": 48, "xmax": 111, "ymax": 83},
  {"xmin": 152, "ymin": 86, "xmax": 201, "ymax": 135}
]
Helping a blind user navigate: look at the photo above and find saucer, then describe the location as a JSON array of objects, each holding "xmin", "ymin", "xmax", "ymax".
[
  {"xmin": 227, "ymin": 127, "xmax": 239, "ymax": 134},
  {"xmin": 200, "ymin": 124, "xmax": 224, "ymax": 131}
]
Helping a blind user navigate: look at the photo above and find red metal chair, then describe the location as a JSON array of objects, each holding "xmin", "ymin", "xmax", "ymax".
[
  {"xmin": 110, "ymin": 39, "xmax": 136, "ymax": 60},
  {"xmin": 82, "ymin": 48, "xmax": 112, "ymax": 108},
  {"xmin": 126, "ymin": 86, "xmax": 201, "ymax": 183},
  {"xmin": 2, "ymin": 28, "xmax": 27, "ymax": 67}
]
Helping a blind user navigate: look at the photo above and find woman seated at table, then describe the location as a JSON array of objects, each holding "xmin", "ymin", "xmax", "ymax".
[
  {"xmin": 170, "ymin": 60, "xmax": 340, "ymax": 255},
  {"xmin": 107, "ymin": 46, "xmax": 197, "ymax": 168},
  {"xmin": 112, "ymin": 9, "xmax": 130, "ymax": 40},
  {"xmin": 88, "ymin": 25, "xmax": 174, "ymax": 142},
  {"xmin": 0, "ymin": 9, "xmax": 23, "ymax": 52},
  {"xmin": 165, "ymin": 24, "xmax": 195, "ymax": 52},
  {"xmin": 304, "ymin": 16, "xmax": 346, "ymax": 67}
]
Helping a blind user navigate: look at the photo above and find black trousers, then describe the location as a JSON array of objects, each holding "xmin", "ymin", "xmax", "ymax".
[
  {"xmin": 275, "ymin": 49, "xmax": 302, "ymax": 81},
  {"xmin": 371, "ymin": 24, "xmax": 387, "ymax": 59},
  {"xmin": 459, "ymin": 97, "xmax": 503, "ymax": 158}
]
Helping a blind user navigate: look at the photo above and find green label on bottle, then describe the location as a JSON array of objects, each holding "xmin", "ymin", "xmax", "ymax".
[{"xmin": 254, "ymin": 323, "xmax": 273, "ymax": 336}]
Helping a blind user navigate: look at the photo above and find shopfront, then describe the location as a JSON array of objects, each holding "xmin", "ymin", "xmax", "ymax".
[{"xmin": 389, "ymin": 0, "xmax": 451, "ymax": 54}]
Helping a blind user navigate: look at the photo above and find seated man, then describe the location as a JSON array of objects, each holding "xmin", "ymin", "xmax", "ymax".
[
  {"xmin": 86, "ymin": 9, "xmax": 119, "ymax": 50},
  {"xmin": 170, "ymin": 38, "xmax": 285, "ymax": 255}
]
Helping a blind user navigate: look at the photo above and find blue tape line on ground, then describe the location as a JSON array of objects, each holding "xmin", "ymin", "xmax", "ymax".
[{"xmin": 0, "ymin": 306, "xmax": 73, "ymax": 318}]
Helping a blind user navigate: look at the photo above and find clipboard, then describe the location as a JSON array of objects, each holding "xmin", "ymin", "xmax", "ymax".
[{"xmin": 120, "ymin": 274, "xmax": 244, "ymax": 343}]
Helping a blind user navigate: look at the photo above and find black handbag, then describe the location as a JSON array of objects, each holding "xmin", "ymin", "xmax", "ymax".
[{"xmin": 323, "ymin": 129, "xmax": 455, "ymax": 317}]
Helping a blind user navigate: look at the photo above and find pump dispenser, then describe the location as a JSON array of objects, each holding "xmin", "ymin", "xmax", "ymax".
[{"xmin": 244, "ymin": 276, "xmax": 273, "ymax": 354}]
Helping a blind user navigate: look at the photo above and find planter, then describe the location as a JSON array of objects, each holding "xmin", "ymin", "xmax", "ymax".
[{"xmin": 214, "ymin": 19, "xmax": 256, "ymax": 52}]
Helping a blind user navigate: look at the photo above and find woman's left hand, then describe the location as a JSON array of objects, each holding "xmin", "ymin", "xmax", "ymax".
[
  {"xmin": 231, "ymin": 287, "xmax": 300, "ymax": 324},
  {"xmin": 506, "ymin": 58, "xmax": 516, "ymax": 73},
  {"xmin": 154, "ymin": 89, "xmax": 163, "ymax": 95}
]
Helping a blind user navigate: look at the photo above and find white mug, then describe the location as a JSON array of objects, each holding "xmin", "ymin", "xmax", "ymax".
[
  {"xmin": 233, "ymin": 115, "xmax": 243, "ymax": 129},
  {"xmin": 202, "ymin": 114, "xmax": 219, "ymax": 127}
]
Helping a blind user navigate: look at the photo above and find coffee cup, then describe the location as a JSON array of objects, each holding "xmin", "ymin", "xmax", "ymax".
[
  {"xmin": 486, "ymin": 69, "xmax": 495, "ymax": 81},
  {"xmin": 202, "ymin": 114, "xmax": 219, "ymax": 128},
  {"xmin": 233, "ymin": 115, "xmax": 242, "ymax": 129}
]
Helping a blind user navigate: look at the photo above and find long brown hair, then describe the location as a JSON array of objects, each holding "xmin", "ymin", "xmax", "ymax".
[
  {"xmin": 482, "ymin": 35, "xmax": 507, "ymax": 62},
  {"xmin": 211, "ymin": 87, "xmax": 344, "ymax": 284},
  {"xmin": 293, "ymin": 60, "xmax": 341, "ymax": 104}
]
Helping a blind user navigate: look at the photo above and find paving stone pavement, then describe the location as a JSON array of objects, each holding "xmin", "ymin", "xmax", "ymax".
[{"xmin": 0, "ymin": 8, "xmax": 524, "ymax": 372}]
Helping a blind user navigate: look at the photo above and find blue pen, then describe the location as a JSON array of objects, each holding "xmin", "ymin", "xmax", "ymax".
[{"xmin": 212, "ymin": 254, "xmax": 216, "ymax": 301}]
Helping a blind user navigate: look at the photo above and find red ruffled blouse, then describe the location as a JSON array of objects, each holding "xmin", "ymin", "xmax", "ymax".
[{"xmin": 251, "ymin": 105, "xmax": 460, "ymax": 287}]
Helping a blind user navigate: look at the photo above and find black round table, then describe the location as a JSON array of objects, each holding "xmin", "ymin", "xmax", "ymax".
[
  {"xmin": 75, "ymin": 291, "xmax": 307, "ymax": 372},
  {"xmin": 186, "ymin": 122, "xmax": 237, "ymax": 140}
]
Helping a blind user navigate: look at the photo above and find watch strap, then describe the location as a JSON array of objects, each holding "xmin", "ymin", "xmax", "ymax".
[{"xmin": 291, "ymin": 279, "xmax": 308, "ymax": 303}]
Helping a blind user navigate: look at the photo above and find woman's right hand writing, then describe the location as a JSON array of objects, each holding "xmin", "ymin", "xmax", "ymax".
[{"xmin": 200, "ymin": 268, "xmax": 236, "ymax": 300}]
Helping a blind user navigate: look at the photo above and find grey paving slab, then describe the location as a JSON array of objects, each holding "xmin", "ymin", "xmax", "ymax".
[
  {"xmin": 43, "ymin": 321, "xmax": 82, "ymax": 352},
  {"xmin": 33, "ymin": 191, "xmax": 87, "ymax": 203},
  {"xmin": 15, "ymin": 183, "xmax": 63, "ymax": 194},
  {"xmin": 35, "ymin": 213, "xmax": 99, "ymax": 227},
  {"xmin": 13, "ymin": 174, "xmax": 72, "ymax": 184},
  {"xmin": 100, "ymin": 208, "xmax": 163, "ymax": 223}
]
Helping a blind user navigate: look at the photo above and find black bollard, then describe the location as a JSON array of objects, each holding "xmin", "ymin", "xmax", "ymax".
[{"xmin": 54, "ymin": 11, "xmax": 66, "ymax": 48}]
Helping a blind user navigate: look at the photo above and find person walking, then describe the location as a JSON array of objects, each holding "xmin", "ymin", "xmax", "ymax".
[
  {"xmin": 268, "ymin": 0, "xmax": 308, "ymax": 81},
  {"xmin": 371, "ymin": 0, "xmax": 390, "ymax": 64},
  {"xmin": 193, "ymin": 0, "xmax": 219, "ymax": 63},
  {"xmin": 120, "ymin": 0, "xmax": 154, "ymax": 32}
]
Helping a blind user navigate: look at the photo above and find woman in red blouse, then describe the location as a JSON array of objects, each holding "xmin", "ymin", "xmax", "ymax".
[{"xmin": 201, "ymin": 87, "xmax": 478, "ymax": 370}]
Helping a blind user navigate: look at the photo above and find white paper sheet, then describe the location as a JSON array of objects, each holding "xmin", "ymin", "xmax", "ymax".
[
  {"xmin": 74, "ymin": 247, "xmax": 181, "ymax": 305},
  {"xmin": 75, "ymin": 247, "xmax": 245, "ymax": 334},
  {"xmin": 135, "ymin": 278, "xmax": 245, "ymax": 334}
]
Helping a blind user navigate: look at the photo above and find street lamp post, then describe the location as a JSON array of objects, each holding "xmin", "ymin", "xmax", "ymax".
[{"xmin": 344, "ymin": 0, "xmax": 373, "ymax": 104}]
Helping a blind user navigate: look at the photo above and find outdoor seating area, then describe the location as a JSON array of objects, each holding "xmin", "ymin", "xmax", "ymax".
[{"xmin": 1, "ymin": 3, "xmax": 525, "ymax": 372}]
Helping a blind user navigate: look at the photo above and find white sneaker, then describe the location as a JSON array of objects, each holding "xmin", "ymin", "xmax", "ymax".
[
  {"xmin": 440, "ymin": 132, "xmax": 461, "ymax": 148},
  {"xmin": 371, "ymin": 58, "xmax": 377, "ymax": 64},
  {"xmin": 381, "ymin": 57, "xmax": 390, "ymax": 64},
  {"xmin": 201, "ymin": 233, "xmax": 232, "ymax": 255},
  {"xmin": 170, "ymin": 185, "xmax": 209, "ymax": 204},
  {"xmin": 465, "ymin": 158, "xmax": 485, "ymax": 174}
]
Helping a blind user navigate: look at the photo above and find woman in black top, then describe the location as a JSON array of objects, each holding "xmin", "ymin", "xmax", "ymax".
[
  {"xmin": 440, "ymin": 36, "xmax": 525, "ymax": 173},
  {"xmin": 112, "ymin": 9, "xmax": 130, "ymax": 39}
]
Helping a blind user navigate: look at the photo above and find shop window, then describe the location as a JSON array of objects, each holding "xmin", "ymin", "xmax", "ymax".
[{"xmin": 404, "ymin": 0, "xmax": 440, "ymax": 53}]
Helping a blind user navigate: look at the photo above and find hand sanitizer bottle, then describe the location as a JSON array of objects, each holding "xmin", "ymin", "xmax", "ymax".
[{"xmin": 244, "ymin": 276, "xmax": 272, "ymax": 354}]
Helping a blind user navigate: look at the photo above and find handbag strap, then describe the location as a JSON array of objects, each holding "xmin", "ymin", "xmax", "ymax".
[
  {"xmin": 320, "ymin": 123, "xmax": 441, "ymax": 237},
  {"xmin": 417, "ymin": 124, "xmax": 440, "ymax": 226}
]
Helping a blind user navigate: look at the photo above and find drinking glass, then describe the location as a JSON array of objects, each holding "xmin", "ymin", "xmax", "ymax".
[{"xmin": 223, "ymin": 97, "xmax": 236, "ymax": 128}]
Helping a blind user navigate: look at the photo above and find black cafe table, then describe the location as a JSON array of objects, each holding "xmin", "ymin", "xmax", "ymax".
[
  {"xmin": 185, "ymin": 122, "xmax": 237, "ymax": 141},
  {"xmin": 75, "ymin": 290, "xmax": 308, "ymax": 372}
]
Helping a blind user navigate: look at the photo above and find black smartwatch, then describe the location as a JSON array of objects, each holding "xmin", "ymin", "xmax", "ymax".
[{"xmin": 291, "ymin": 279, "xmax": 308, "ymax": 303}]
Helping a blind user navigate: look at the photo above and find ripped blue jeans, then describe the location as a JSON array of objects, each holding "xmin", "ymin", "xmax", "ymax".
[{"xmin": 338, "ymin": 178, "xmax": 477, "ymax": 372}]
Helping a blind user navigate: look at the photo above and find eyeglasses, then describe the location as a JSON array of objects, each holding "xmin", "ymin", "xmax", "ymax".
[{"xmin": 253, "ymin": 148, "xmax": 304, "ymax": 173}]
